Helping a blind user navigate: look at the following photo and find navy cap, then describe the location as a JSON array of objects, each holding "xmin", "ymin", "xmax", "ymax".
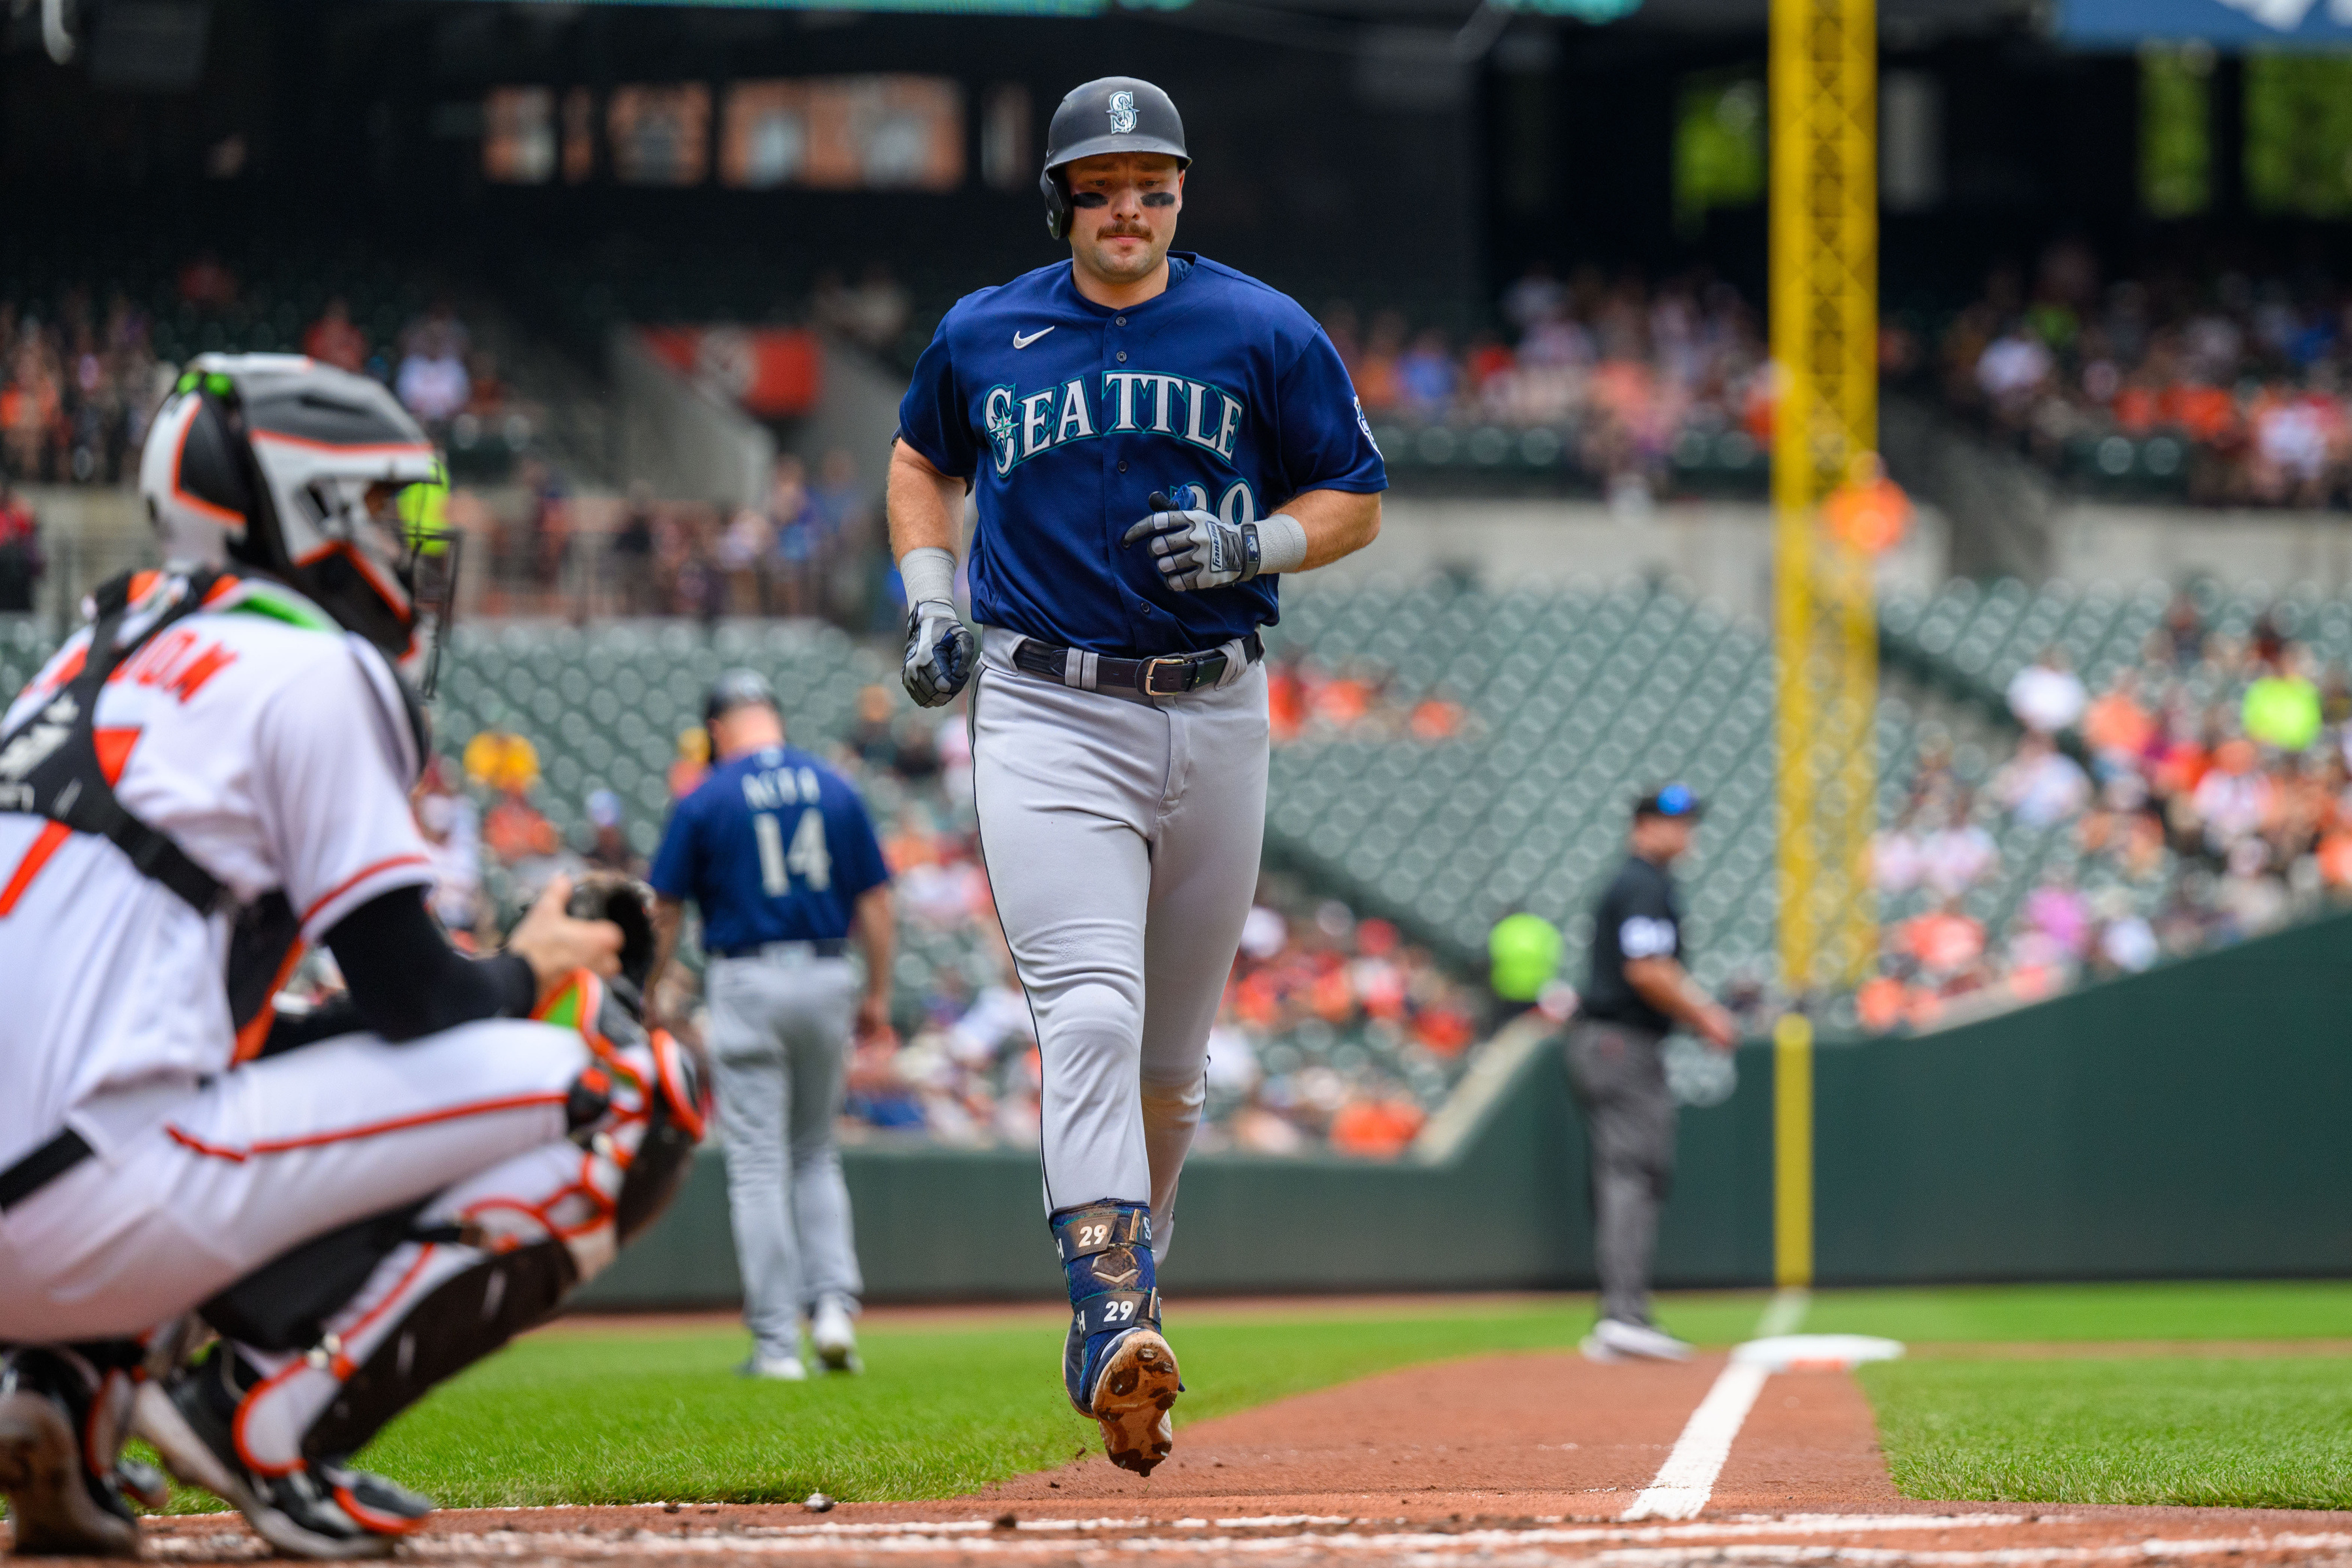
[
  {"xmin": 1634, "ymin": 782, "xmax": 1704, "ymax": 820},
  {"xmin": 704, "ymin": 668, "xmax": 779, "ymax": 725}
]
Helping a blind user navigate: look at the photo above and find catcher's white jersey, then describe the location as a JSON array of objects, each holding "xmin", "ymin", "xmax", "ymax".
[{"xmin": 0, "ymin": 577, "xmax": 434, "ymax": 1173}]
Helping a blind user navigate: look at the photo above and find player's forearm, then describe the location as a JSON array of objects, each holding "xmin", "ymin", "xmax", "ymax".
[
  {"xmin": 1624, "ymin": 956, "xmax": 1714, "ymax": 1031},
  {"xmin": 887, "ymin": 440, "xmax": 964, "ymax": 560},
  {"xmin": 853, "ymin": 885, "xmax": 896, "ymax": 1005},
  {"xmin": 1281, "ymin": 488, "xmax": 1381, "ymax": 572}
]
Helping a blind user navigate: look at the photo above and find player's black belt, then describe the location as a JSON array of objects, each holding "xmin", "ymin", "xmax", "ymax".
[
  {"xmin": 1013, "ymin": 632, "xmax": 1263, "ymax": 696},
  {"xmin": 0, "ymin": 1128, "xmax": 93, "ymax": 1213},
  {"xmin": 714, "ymin": 939, "xmax": 850, "ymax": 960}
]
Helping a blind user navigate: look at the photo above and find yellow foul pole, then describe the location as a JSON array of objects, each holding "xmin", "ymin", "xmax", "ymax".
[{"xmin": 1771, "ymin": 0, "xmax": 1879, "ymax": 1000}]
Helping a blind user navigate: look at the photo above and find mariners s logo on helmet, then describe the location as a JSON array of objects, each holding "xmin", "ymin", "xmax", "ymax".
[{"xmin": 1107, "ymin": 91, "xmax": 1137, "ymax": 135}]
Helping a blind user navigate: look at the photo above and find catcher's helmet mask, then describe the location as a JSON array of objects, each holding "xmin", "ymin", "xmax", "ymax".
[
  {"xmin": 1039, "ymin": 76, "xmax": 1190, "ymax": 242},
  {"xmin": 141, "ymin": 354, "xmax": 459, "ymax": 694}
]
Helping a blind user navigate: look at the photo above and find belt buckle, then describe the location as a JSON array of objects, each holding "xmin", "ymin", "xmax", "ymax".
[{"xmin": 1143, "ymin": 653, "xmax": 1193, "ymax": 695}]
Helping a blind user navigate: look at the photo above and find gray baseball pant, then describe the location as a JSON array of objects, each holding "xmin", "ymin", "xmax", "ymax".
[
  {"xmin": 706, "ymin": 949, "xmax": 864, "ymax": 1361},
  {"xmin": 1564, "ymin": 1020, "xmax": 1676, "ymax": 1326},
  {"xmin": 970, "ymin": 629, "xmax": 1268, "ymax": 1263}
]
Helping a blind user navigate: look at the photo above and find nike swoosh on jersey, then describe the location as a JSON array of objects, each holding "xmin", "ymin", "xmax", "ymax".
[{"xmin": 1012, "ymin": 327, "xmax": 1056, "ymax": 350}]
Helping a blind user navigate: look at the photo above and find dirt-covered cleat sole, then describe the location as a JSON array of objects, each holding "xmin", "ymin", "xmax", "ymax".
[
  {"xmin": 1089, "ymin": 1330, "xmax": 1181, "ymax": 1477},
  {"xmin": 0, "ymin": 1390, "xmax": 143, "ymax": 1558},
  {"xmin": 131, "ymin": 1382, "xmax": 400, "ymax": 1561}
]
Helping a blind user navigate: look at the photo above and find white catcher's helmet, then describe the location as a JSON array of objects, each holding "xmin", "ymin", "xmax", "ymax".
[{"xmin": 140, "ymin": 353, "xmax": 457, "ymax": 685}]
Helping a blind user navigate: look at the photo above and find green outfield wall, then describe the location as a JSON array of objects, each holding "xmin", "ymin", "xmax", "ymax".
[{"xmin": 579, "ymin": 907, "xmax": 2352, "ymax": 1307}]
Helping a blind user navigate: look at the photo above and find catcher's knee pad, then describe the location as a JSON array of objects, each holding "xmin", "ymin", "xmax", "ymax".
[
  {"xmin": 199, "ymin": 1201, "xmax": 434, "ymax": 1354},
  {"xmin": 615, "ymin": 1028, "xmax": 706, "ymax": 1245},
  {"xmin": 535, "ymin": 968, "xmax": 710, "ymax": 1249},
  {"xmin": 301, "ymin": 1240, "xmax": 576, "ymax": 1462}
]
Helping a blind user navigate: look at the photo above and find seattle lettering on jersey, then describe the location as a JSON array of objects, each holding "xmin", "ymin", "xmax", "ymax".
[{"xmin": 984, "ymin": 372, "xmax": 1246, "ymax": 476}]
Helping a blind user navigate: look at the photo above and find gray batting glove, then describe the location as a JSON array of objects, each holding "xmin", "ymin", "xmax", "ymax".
[
  {"xmin": 902, "ymin": 598, "xmax": 975, "ymax": 708},
  {"xmin": 1122, "ymin": 491, "xmax": 1261, "ymax": 593}
]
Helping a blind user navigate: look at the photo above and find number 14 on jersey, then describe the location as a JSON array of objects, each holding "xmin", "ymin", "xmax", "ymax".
[{"xmin": 741, "ymin": 764, "xmax": 831, "ymax": 897}]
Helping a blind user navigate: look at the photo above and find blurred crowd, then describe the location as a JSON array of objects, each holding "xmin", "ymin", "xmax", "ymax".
[
  {"xmin": 1267, "ymin": 649, "xmax": 1466, "ymax": 746},
  {"xmin": 416, "ymin": 678, "xmax": 1495, "ymax": 1160},
  {"xmin": 1863, "ymin": 591, "xmax": 2352, "ymax": 1032},
  {"xmin": 1904, "ymin": 242, "xmax": 2352, "ymax": 506},
  {"xmin": 1321, "ymin": 264, "xmax": 1770, "ymax": 498},
  {"xmin": 0, "ymin": 259, "xmax": 532, "ymax": 489},
  {"xmin": 0, "ymin": 289, "xmax": 168, "ymax": 487}
]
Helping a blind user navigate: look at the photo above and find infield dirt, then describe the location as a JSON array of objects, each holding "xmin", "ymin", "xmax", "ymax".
[{"xmin": 85, "ymin": 1350, "xmax": 2352, "ymax": 1565}]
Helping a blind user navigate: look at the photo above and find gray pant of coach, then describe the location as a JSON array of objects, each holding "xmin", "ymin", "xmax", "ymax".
[
  {"xmin": 1564, "ymin": 1020, "xmax": 1675, "ymax": 1326},
  {"xmin": 707, "ymin": 947, "xmax": 864, "ymax": 1360}
]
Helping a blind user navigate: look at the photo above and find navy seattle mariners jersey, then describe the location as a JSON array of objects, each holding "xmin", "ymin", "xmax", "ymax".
[
  {"xmin": 648, "ymin": 744, "xmax": 890, "ymax": 954},
  {"xmin": 896, "ymin": 252, "xmax": 1388, "ymax": 656}
]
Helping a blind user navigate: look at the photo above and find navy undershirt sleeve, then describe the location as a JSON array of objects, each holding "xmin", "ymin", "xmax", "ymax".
[{"xmin": 314, "ymin": 885, "xmax": 539, "ymax": 1044}]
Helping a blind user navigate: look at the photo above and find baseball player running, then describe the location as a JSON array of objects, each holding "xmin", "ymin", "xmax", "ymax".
[
  {"xmin": 644, "ymin": 668, "xmax": 895, "ymax": 1381},
  {"xmin": 889, "ymin": 77, "xmax": 1385, "ymax": 1475},
  {"xmin": 0, "ymin": 355, "xmax": 706, "ymax": 1559}
]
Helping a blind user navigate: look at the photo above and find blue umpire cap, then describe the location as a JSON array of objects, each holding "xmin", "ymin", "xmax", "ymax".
[
  {"xmin": 704, "ymin": 668, "xmax": 779, "ymax": 726},
  {"xmin": 1634, "ymin": 782, "xmax": 1705, "ymax": 821}
]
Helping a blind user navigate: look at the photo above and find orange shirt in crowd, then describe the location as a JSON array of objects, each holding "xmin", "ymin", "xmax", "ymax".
[
  {"xmin": 1330, "ymin": 1098, "xmax": 1426, "ymax": 1158},
  {"xmin": 2319, "ymin": 830, "xmax": 2352, "ymax": 889},
  {"xmin": 484, "ymin": 791, "xmax": 559, "ymax": 862},
  {"xmin": 1895, "ymin": 909, "xmax": 1985, "ymax": 974},
  {"xmin": 2164, "ymin": 384, "xmax": 2238, "ymax": 444},
  {"xmin": 2083, "ymin": 691, "xmax": 2155, "ymax": 759}
]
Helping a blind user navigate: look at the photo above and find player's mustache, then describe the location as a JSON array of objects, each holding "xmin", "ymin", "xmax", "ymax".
[{"xmin": 1100, "ymin": 224, "xmax": 1152, "ymax": 238}]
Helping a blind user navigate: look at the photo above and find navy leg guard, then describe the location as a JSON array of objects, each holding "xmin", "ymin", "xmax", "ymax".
[{"xmin": 1051, "ymin": 1202, "xmax": 1159, "ymax": 1414}]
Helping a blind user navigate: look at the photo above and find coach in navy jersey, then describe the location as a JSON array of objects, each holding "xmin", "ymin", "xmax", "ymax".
[
  {"xmin": 644, "ymin": 669, "xmax": 894, "ymax": 1381},
  {"xmin": 887, "ymin": 76, "xmax": 1383, "ymax": 1474}
]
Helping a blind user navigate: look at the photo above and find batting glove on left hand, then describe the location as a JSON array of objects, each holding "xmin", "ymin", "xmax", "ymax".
[
  {"xmin": 1122, "ymin": 492, "xmax": 1261, "ymax": 593},
  {"xmin": 902, "ymin": 598, "xmax": 975, "ymax": 708}
]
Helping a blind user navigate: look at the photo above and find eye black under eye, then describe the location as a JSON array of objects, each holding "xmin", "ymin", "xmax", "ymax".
[
  {"xmin": 1070, "ymin": 191, "xmax": 1109, "ymax": 208},
  {"xmin": 1141, "ymin": 191, "xmax": 1175, "ymax": 208}
]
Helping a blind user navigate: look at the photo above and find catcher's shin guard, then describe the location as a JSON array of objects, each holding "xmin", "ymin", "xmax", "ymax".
[
  {"xmin": 0, "ymin": 1343, "xmax": 148, "ymax": 1558},
  {"xmin": 1053, "ymin": 1202, "xmax": 1180, "ymax": 1477},
  {"xmin": 136, "ymin": 982, "xmax": 708, "ymax": 1556}
]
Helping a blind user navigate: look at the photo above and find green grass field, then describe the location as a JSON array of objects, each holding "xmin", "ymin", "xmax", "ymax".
[{"xmin": 121, "ymin": 1279, "xmax": 2352, "ymax": 1516}]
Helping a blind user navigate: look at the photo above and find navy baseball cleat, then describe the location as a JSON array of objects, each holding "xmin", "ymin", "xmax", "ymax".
[
  {"xmin": 0, "ymin": 1347, "xmax": 144, "ymax": 1558},
  {"xmin": 1054, "ymin": 1202, "xmax": 1182, "ymax": 1476}
]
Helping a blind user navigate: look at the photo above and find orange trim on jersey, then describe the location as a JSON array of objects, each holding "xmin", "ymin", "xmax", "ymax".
[
  {"xmin": 127, "ymin": 570, "xmax": 161, "ymax": 602},
  {"xmin": 91, "ymin": 727, "xmax": 140, "ymax": 787},
  {"xmin": 0, "ymin": 823, "xmax": 73, "ymax": 917},
  {"xmin": 163, "ymin": 1090, "xmax": 570, "ymax": 1164},
  {"xmin": 299, "ymin": 853, "xmax": 433, "ymax": 928},
  {"xmin": 231, "ymin": 939, "xmax": 310, "ymax": 1066}
]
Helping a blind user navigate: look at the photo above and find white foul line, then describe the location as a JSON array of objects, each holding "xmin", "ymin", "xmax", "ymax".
[
  {"xmin": 1620, "ymin": 1360, "xmax": 1771, "ymax": 1521},
  {"xmin": 1754, "ymin": 1286, "xmax": 1811, "ymax": 1339},
  {"xmin": 1619, "ymin": 1286, "xmax": 1807, "ymax": 1522}
]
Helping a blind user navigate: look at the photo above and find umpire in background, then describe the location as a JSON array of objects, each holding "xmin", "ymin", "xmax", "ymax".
[
  {"xmin": 1568, "ymin": 783, "xmax": 1737, "ymax": 1364},
  {"xmin": 644, "ymin": 670, "xmax": 896, "ymax": 1380}
]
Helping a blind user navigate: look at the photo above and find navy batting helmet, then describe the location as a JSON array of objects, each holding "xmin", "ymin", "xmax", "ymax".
[{"xmin": 1039, "ymin": 76, "xmax": 1189, "ymax": 241}]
